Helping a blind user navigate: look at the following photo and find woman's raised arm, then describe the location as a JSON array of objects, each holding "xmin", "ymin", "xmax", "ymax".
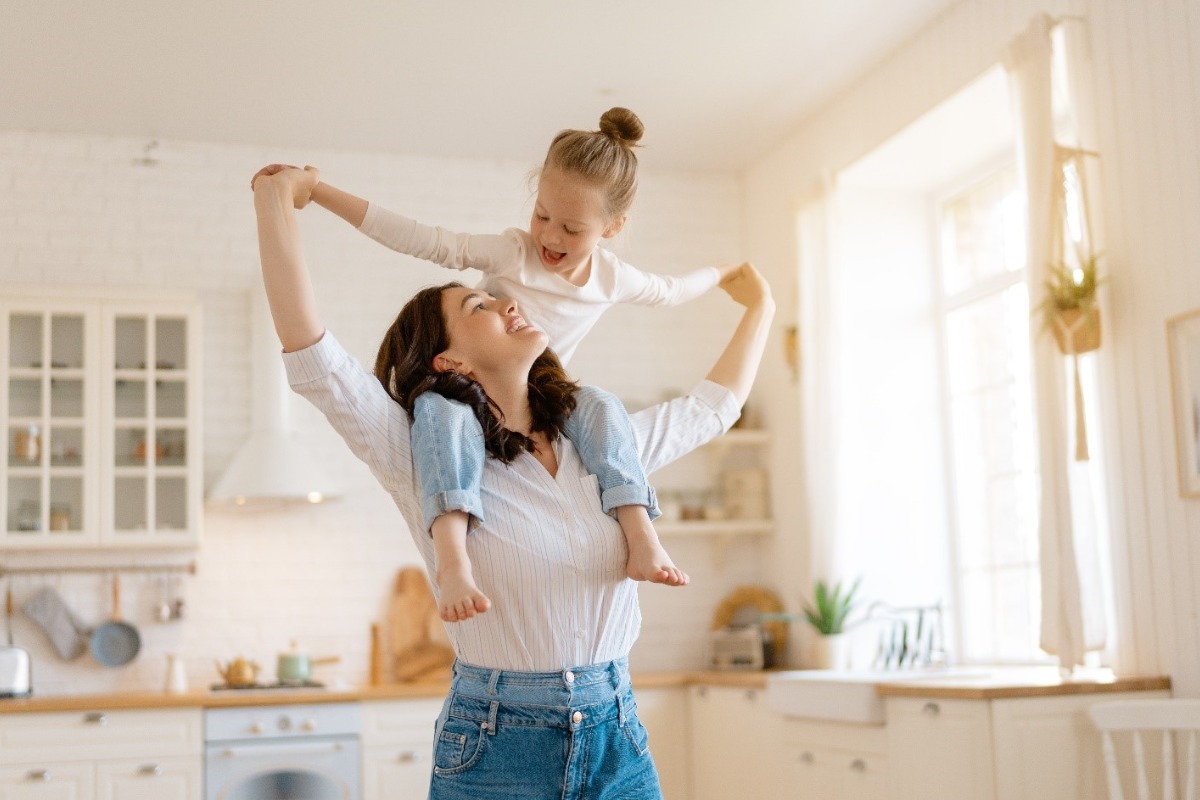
[
  {"xmin": 705, "ymin": 263, "xmax": 776, "ymax": 405},
  {"xmin": 252, "ymin": 166, "xmax": 325, "ymax": 352}
]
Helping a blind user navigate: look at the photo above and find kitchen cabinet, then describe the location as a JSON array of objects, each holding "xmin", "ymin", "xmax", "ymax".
[
  {"xmin": 1, "ymin": 289, "xmax": 202, "ymax": 549},
  {"xmin": 654, "ymin": 429, "xmax": 773, "ymax": 539},
  {"xmin": 632, "ymin": 687, "xmax": 690, "ymax": 800},
  {"xmin": 688, "ymin": 685, "xmax": 788, "ymax": 800},
  {"xmin": 885, "ymin": 688, "xmax": 1170, "ymax": 800},
  {"xmin": 781, "ymin": 718, "xmax": 889, "ymax": 800},
  {"xmin": 0, "ymin": 708, "xmax": 202, "ymax": 800},
  {"xmin": 360, "ymin": 698, "xmax": 443, "ymax": 800}
]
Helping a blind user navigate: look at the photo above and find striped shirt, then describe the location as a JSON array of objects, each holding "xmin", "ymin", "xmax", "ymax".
[{"xmin": 284, "ymin": 330, "xmax": 739, "ymax": 671}]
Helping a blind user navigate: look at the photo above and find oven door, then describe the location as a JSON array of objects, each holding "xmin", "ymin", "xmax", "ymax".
[{"xmin": 205, "ymin": 735, "xmax": 360, "ymax": 800}]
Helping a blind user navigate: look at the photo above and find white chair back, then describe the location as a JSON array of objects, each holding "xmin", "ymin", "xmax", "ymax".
[{"xmin": 1089, "ymin": 699, "xmax": 1200, "ymax": 800}]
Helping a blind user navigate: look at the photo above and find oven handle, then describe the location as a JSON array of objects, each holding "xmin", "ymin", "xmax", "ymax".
[{"xmin": 215, "ymin": 740, "xmax": 349, "ymax": 759}]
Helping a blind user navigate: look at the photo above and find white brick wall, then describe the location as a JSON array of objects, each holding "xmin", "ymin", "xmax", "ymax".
[{"xmin": 0, "ymin": 131, "xmax": 772, "ymax": 694}]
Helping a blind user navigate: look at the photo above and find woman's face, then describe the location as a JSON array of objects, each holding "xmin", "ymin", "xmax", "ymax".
[
  {"xmin": 436, "ymin": 286, "xmax": 548, "ymax": 380},
  {"xmin": 529, "ymin": 168, "xmax": 625, "ymax": 283}
]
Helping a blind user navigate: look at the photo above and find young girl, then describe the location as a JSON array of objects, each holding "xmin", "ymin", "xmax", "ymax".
[{"xmin": 256, "ymin": 108, "xmax": 734, "ymax": 622}]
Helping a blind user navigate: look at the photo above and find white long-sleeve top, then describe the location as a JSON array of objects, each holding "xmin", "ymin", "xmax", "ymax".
[
  {"xmin": 359, "ymin": 203, "xmax": 721, "ymax": 364},
  {"xmin": 284, "ymin": 330, "xmax": 738, "ymax": 671}
]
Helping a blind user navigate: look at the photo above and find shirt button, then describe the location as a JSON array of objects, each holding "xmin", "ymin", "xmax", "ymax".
[
  {"xmin": 565, "ymin": 671, "xmax": 575, "ymax": 683},
  {"xmin": 575, "ymin": 631, "xmax": 584, "ymax": 639},
  {"xmin": 572, "ymin": 711, "xmax": 583, "ymax": 723}
]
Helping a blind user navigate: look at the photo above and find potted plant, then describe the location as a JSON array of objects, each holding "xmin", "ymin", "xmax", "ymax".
[
  {"xmin": 1036, "ymin": 253, "xmax": 1104, "ymax": 355},
  {"xmin": 803, "ymin": 577, "xmax": 861, "ymax": 670}
]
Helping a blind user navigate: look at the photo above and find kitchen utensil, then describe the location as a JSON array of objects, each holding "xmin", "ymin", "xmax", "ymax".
[
  {"xmin": 21, "ymin": 586, "xmax": 88, "ymax": 660},
  {"xmin": 155, "ymin": 575, "xmax": 172, "ymax": 623},
  {"xmin": 215, "ymin": 657, "xmax": 260, "ymax": 688},
  {"xmin": 89, "ymin": 575, "xmax": 141, "ymax": 667},
  {"xmin": 1, "ymin": 586, "xmax": 32, "ymax": 698},
  {"xmin": 277, "ymin": 641, "xmax": 341, "ymax": 685}
]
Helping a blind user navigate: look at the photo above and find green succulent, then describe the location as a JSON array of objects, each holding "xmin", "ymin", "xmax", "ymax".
[
  {"xmin": 802, "ymin": 577, "xmax": 862, "ymax": 635},
  {"xmin": 1035, "ymin": 253, "xmax": 1104, "ymax": 333}
]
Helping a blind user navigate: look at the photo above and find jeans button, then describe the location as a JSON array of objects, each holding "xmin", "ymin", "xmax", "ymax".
[
  {"xmin": 571, "ymin": 711, "xmax": 583, "ymax": 723},
  {"xmin": 565, "ymin": 671, "xmax": 575, "ymax": 683}
]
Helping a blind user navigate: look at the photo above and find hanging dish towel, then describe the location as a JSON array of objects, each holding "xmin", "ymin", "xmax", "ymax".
[{"xmin": 21, "ymin": 587, "xmax": 89, "ymax": 660}]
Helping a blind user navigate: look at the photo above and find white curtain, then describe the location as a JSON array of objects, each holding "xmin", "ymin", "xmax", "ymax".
[{"xmin": 1002, "ymin": 13, "xmax": 1107, "ymax": 671}]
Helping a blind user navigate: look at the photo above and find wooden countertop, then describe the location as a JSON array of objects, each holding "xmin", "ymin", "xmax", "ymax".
[
  {"xmin": 875, "ymin": 670, "xmax": 1171, "ymax": 700},
  {"xmin": 0, "ymin": 671, "xmax": 770, "ymax": 714},
  {"xmin": 0, "ymin": 669, "xmax": 1169, "ymax": 713}
]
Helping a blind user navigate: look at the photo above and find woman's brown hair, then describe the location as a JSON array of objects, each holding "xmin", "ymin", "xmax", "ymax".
[
  {"xmin": 542, "ymin": 107, "xmax": 643, "ymax": 220},
  {"xmin": 374, "ymin": 282, "xmax": 579, "ymax": 463}
]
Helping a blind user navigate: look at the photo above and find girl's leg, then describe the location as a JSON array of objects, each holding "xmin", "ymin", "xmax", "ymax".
[
  {"xmin": 413, "ymin": 392, "xmax": 491, "ymax": 620},
  {"xmin": 566, "ymin": 386, "xmax": 687, "ymax": 586}
]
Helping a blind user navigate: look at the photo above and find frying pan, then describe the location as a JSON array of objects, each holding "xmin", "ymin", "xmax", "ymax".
[{"xmin": 90, "ymin": 575, "xmax": 141, "ymax": 667}]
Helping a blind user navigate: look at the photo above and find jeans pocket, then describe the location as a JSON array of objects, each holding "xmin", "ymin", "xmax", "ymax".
[
  {"xmin": 433, "ymin": 716, "xmax": 488, "ymax": 775},
  {"xmin": 620, "ymin": 712, "xmax": 651, "ymax": 757}
]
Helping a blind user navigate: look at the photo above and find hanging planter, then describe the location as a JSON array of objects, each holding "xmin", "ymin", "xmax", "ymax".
[
  {"xmin": 1037, "ymin": 253, "xmax": 1104, "ymax": 356},
  {"xmin": 1051, "ymin": 306, "xmax": 1102, "ymax": 355}
]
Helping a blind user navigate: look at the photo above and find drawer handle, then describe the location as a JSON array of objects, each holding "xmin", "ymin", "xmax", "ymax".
[
  {"xmin": 798, "ymin": 751, "xmax": 814, "ymax": 764},
  {"xmin": 139, "ymin": 764, "xmax": 163, "ymax": 776},
  {"xmin": 744, "ymin": 689, "xmax": 757, "ymax": 702},
  {"xmin": 397, "ymin": 750, "xmax": 425, "ymax": 763},
  {"xmin": 84, "ymin": 712, "xmax": 109, "ymax": 726},
  {"xmin": 27, "ymin": 769, "xmax": 51, "ymax": 782},
  {"xmin": 922, "ymin": 702, "xmax": 941, "ymax": 717},
  {"xmin": 851, "ymin": 758, "xmax": 867, "ymax": 773}
]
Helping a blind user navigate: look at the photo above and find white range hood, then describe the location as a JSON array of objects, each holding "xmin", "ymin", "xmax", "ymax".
[{"xmin": 207, "ymin": 291, "xmax": 340, "ymax": 508}]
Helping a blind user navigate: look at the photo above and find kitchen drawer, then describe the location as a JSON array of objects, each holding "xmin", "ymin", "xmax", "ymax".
[
  {"xmin": 360, "ymin": 699, "xmax": 442, "ymax": 748},
  {"xmin": 0, "ymin": 708, "xmax": 202, "ymax": 765},
  {"xmin": 0, "ymin": 759, "xmax": 94, "ymax": 797}
]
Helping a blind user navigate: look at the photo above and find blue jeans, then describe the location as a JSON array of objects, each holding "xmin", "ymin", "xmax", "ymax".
[
  {"xmin": 429, "ymin": 658, "xmax": 662, "ymax": 800},
  {"xmin": 412, "ymin": 386, "xmax": 660, "ymax": 531}
]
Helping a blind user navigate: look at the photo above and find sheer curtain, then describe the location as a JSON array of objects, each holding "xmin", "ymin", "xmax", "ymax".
[{"xmin": 1002, "ymin": 13, "xmax": 1108, "ymax": 671}]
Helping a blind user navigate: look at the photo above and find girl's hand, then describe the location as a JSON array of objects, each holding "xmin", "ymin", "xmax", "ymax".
[
  {"xmin": 717, "ymin": 261, "xmax": 746, "ymax": 282},
  {"xmin": 719, "ymin": 262, "xmax": 773, "ymax": 309},
  {"xmin": 251, "ymin": 164, "xmax": 320, "ymax": 209}
]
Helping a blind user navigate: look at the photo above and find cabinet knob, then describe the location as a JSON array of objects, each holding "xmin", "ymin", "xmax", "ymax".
[
  {"xmin": 850, "ymin": 758, "xmax": 867, "ymax": 773},
  {"xmin": 798, "ymin": 751, "xmax": 814, "ymax": 764},
  {"xmin": 138, "ymin": 764, "xmax": 163, "ymax": 776},
  {"xmin": 26, "ymin": 769, "xmax": 51, "ymax": 782},
  {"xmin": 744, "ymin": 689, "xmax": 757, "ymax": 702},
  {"xmin": 84, "ymin": 712, "xmax": 108, "ymax": 726},
  {"xmin": 922, "ymin": 702, "xmax": 941, "ymax": 717},
  {"xmin": 397, "ymin": 750, "xmax": 425, "ymax": 763}
]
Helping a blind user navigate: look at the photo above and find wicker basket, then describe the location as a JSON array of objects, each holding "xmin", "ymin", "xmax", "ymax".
[{"xmin": 1051, "ymin": 308, "xmax": 1101, "ymax": 355}]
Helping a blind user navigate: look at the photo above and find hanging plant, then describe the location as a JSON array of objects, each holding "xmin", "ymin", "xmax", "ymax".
[{"xmin": 1036, "ymin": 253, "xmax": 1104, "ymax": 355}]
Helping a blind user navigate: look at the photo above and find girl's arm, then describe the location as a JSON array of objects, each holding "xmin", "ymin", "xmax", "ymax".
[{"xmin": 252, "ymin": 166, "xmax": 325, "ymax": 352}]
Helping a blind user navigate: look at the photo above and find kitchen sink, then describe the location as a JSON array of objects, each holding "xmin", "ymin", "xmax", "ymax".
[{"xmin": 765, "ymin": 667, "xmax": 992, "ymax": 724}]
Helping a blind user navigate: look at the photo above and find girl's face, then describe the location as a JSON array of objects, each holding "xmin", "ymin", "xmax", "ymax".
[
  {"xmin": 436, "ymin": 286, "xmax": 547, "ymax": 380},
  {"xmin": 529, "ymin": 168, "xmax": 626, "ymax": 284}
]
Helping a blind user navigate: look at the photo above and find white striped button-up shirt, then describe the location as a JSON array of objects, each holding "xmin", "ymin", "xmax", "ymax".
[{"xmin": 284, "ymin": 330, "xmax": 739, "ymax": 672}]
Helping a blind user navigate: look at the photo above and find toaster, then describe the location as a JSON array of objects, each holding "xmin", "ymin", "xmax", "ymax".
[
  {"xmin": 710, "ymin": 626, "xmax": 765, "ymax": 671},
  {"xmin": 0, "ymin": 645, "xmax": 32, "ymax": 698}
]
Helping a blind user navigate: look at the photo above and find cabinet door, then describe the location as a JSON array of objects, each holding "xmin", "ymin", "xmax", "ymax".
[
  {"xmin": 689, "ymin": 685, "xmax": 787, "ymax": 800},
  {"xmin": 102, "ymin": 304, "xmax": 201, "ymax": 547},
  {"xmin": 2, "ymin": 302, "xmax": 99, "ymax": 547},
  {"xmin": 96, "ymin": 756, "xmax": 202, "ymax": 800},
  {"xmin": 363, "ymin": 745, "xmax": 432, "ymax": 800},
  {"xmin": 0, "ymin": 761, "xmax": 94, "ymax": 799},
  {"xmin": 632, "ymin": 687, "xmax": 690, "ymax": 800},
  {"xmin": 886, "ymin": 697, "xmax": 996, "ymax": 800}
]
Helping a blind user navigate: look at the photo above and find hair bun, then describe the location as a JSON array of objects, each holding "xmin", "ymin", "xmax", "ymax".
[{"xmin": 598, "ymin": 107, "xmax": 644, "ymax": 147}]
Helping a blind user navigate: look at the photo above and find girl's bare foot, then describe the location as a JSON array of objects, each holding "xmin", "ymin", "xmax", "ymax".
[
  {"xmin": 437, "ymin": 567, "xmax": 491, "ymax": 622},
  {"xmin": 626, "ymin": 537, "xmax": 689, "ymax": 586}
]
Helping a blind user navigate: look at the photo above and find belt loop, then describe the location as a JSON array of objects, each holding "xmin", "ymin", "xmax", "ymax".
[
  {"xmin": 616, "ymin": 689, "xmax": 628, "ymax": 727},
  {"xmin": 487, "ymin": 668, "xmax": 501, "ymax": 696},
  {"xmin": 487, "ymin": 700, "xmax": 499, "ymax": 735},
  {"xmin": 609, "ymin": 660, "xmax": 620, "ymax": 691}
]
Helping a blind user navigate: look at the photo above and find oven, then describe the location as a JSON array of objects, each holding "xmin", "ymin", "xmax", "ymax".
[{"xmin": 205, "ymin": 702, "xmax": 361, "ymax": 800}]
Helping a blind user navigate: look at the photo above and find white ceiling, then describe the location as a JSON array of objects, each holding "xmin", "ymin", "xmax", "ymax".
[{"xmin": 1, "ymin": 0, "xmax": 962, "ymax": 172}]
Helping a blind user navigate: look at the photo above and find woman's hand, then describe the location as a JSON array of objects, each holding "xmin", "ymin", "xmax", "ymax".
[
  {"xmin": 719, "ymin": 262, "xmax": 774, "ymax": 311},
  {"xmin": 251, "ymin": 164, "xmax": 320, "ymax": 210}
]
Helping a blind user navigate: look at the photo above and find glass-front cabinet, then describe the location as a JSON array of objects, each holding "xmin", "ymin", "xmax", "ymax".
[{"xmin": 1, "ymin": 291, "xmax": 201, "ymax": 548}]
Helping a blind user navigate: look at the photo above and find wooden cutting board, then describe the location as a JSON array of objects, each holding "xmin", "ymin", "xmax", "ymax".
[{"xmin": 386, "ymin": 566, "xmax": 454, "ymax": 683}]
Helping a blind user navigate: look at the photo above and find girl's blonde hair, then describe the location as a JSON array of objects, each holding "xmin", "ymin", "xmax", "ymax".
[{"xmin": 543, "ymin": 107, "xmax": 643, "ymax": 220}]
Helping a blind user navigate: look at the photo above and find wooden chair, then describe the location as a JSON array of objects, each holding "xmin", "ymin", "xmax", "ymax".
[{"xmin": 1089, "ymin": 699, "xmax": 1200, "ymax": 800}]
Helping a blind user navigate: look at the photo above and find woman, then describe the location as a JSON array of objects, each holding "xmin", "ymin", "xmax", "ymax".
[{"xmin": 252, "ymin": 164, "xmax": 774, "ymax": 799}]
